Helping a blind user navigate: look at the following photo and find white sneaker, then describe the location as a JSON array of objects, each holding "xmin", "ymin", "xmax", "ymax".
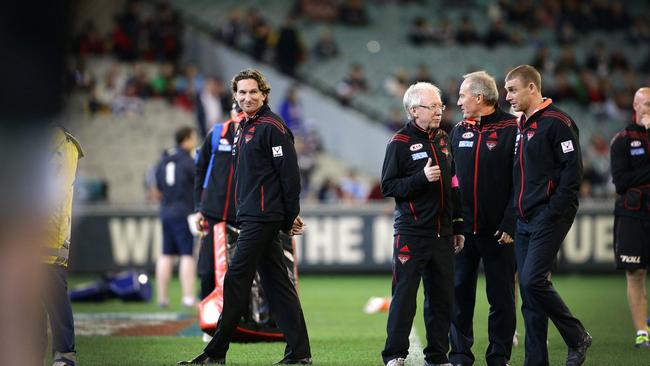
[
  {"xmin": 182, "ymin": 296, "xmax": 197, "ymax": 308},
  {"xmin": 386, "ymin": 358, "xmax": 405, "ymax": 366},
  {"xmin": 202, "ymin": 332, "xmax": 213, "ymax": 343}
]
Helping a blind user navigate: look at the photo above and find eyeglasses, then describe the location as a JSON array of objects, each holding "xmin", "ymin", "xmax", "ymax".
[{"xmin": 418, "ymin": 104, "xmax": 446, "ymax": 111}]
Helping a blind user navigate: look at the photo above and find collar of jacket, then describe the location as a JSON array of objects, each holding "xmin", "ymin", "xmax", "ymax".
[
  {"xmin": 242, "ymin": 105, "xmax": 271, "ymax": 126},
  {"xmin": 406, "ymin": 120, "xmax": 438, "ymax": 140},
  {"xmin": 519, "ymin": 98, "xmax": 553, "ymax": 128},
  {"xmin": 462, "ymin": 107, "xmax": 505, "ymax": 128},
  {"xmin": 628, "ymin": 120, "xmax": 647, "ymax": 132}
]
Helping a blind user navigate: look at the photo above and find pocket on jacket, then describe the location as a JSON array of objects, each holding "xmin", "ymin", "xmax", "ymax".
[{"xmin": 624, "ymin": 188, "xmax": 642, "ymax": 211}]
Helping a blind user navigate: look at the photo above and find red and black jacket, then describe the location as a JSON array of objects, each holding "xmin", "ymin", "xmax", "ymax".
[
  {"xmin": 450, "ymin": 108, "xmax": 518, "ymax": 236},
  {"xmin": 381, "ymin": 121, "xmax": 463, "ymax": 238},
  {"xmin": 513, "ymin": 99, "xmax": 583, "ymax": 222},
  {"xmin": 194, "ymin": 119, "xmax": 239, "ymax": 224},
  {"xmin": 232, "ymin": 105, "xmax": 300, "ymax": 233},
  {"xmin": 610, "ymin": 122, "xmax": 650, "ymax": 220}
]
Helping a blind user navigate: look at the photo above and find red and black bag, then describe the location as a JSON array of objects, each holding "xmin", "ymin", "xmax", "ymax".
[{"xmin": 198, "ymin": 223, "xmax": 298, "ymax": 341}]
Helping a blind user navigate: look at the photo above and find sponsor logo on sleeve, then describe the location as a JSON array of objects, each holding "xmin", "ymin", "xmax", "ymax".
[{"xmin": 561, "ymin": 140, "xmax": 574, "ymax": 153}]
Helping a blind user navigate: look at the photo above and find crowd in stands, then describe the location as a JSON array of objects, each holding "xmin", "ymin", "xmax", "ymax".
[{"xmin": 70, "ymin": 0, "xmax": 650, "ymax": 201}]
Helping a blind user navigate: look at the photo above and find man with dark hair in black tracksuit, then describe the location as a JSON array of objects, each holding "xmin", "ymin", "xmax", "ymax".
[
  {"xmin": 449, "ymin": 71, "xmax": 517, "ymax": 366},
  {"xmin": 381, "ymin": 82, "xmax": 464, "ymax": 366},
  {"xmin": 193, "ymin": 105, "xmax": 242, "ymax": 303},
  {"xmin": 504, "ymin": 65, "xmax": 591, "ymax": 366},
  {"xmin": 180, "ymin": 68, "xmax": 311, "ymax": 365},
  {"xmin": 610, "ymin": 87, "xmax": 650, "ymax": 348}
]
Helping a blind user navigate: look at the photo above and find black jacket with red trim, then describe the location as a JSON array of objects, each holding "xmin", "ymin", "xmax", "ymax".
[
  {"xmin": 381, "ymin": 121, "xmax": 463, "ymax": 238},
  {"xmin": 232, "ymin": 105, "xmax": 300, "ymax": 232},
  {"xmin": 513, "ymin": 99, "xmax": 583, "ymax": 222},
  {"xmin": 610, "ymin": 122, "xmax": 650, "ymax": 220},
  {"xmin": 194, "ymin": 119, "xmax": 239, "ymax": 223},
  {"xmin": 450, "ymin": 108, "xmax": 518, "ymax": 236}
]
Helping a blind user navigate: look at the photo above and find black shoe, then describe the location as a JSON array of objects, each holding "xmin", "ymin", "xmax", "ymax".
[
  {"xmin": 177, "ymin": 352, "xmax": 225, "ymax": 365},
  {"xmin": 566, "ymin": 332, "xmax": 592, "ymax": 366},
  {"xmin": 275, "ymin": 357, "xmax": 313, "ymax": 364}
]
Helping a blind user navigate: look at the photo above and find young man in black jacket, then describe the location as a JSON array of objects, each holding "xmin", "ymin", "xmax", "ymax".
[
  {"xmin": 380, "ymin": 82, "xmax": 464, "ymax": 366},
  {"xmin": 179, "ymin": 69, "xmax": 311, "ymax": 365},
  {"xmin": 449, "ymin": 71, "xmax": 517, "ymax": 366},
  {"xmin": 193, "ymin": 104, "xmax": 241, "ymax": 301},
  {"xmin": 504, "ymin": 65, "xmax": 591, "ymax": 366},
  {"xmin": 610, "ymin": 87, "xmax": 650, "ymax": 348}
]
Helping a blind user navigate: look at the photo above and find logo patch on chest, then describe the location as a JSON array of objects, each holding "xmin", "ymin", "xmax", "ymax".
[
  {"xmin": 272, "ymin": 146, "xmax": 283, "ymax": 157},
  {"xmin": 631, "ymin": 140, "xmax": 642, "ymax": 148},
  {"xmin": 459, "ymin": 141, "xmax": 474, "ymax": 148},
  {"xmin": 410, "ymin": 143, "xmax": 423, "ymax": 151},
  {"xmin": 486, "ymin": 141, "xmax": 498, "ymax": 150},
  {"xmin": 462, "ymin": 132, "xmax": 474, "ymax": 139},
  {"xmin": 631, "ymin": 148, "xmax": 645, "ymax": 156},
  {"xmin": 411, "ymin": 152, "xmax": 428, "ymax": 160},
  {"xmin": 527, "ymin": 130, "xmax": 535, "ymax": 141}
]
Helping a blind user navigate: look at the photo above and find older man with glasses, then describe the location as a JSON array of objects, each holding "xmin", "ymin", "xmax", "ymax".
[{"xmin": 380, "ymin": 82, "xmax": 464, "ymax": 366}]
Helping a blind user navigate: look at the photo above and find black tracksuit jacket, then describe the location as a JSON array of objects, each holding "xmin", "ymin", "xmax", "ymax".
[
  {"xmin": 610, "ymin": 122, "xmax": 650, "ymax": 220},
  {"xmin": 381, "ymin": 121, "xmax": 463, "ymax": 237},
  {"xmin": 513, "ymin": 99, "xmax": 583, "ymax": 223},
  {"xmin": 450, "ymin": 108, "xmax": 518, "ymax": 236},
  {"xmin": 194, "ymin": 119, "xmax": 238, "ymax": 223},
  {"xmin": 232, "ymin": 105, "xmax": 300, "ymax": 233}
]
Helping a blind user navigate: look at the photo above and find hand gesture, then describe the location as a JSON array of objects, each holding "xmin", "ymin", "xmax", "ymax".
[
  {"xmin": 289, "ymin": 216, "xmax": 305, "ymax": 236},
  {"xmin": 453, "ymin": 234, "xmax": 465, "ymax": 254},
  {"xmin": 494, "ymin": 230, "xmax": 513, "ymax": 244},
  {"xmin": 423, "ymin": 158, "xmax": 441, "ymax": 182}
]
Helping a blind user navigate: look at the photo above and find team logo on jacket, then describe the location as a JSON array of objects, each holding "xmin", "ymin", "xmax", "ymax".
[
  {"xmin": 526, "ymin": 130, "xmax": 535, "ymax": 141},
  {"xmin": 272, "ymin": 146, "xmax": 283, "ymax": 157},
  {"xmin": 631, "ymin": 140, "xmax": 642, "ymax": 147},
  {"xmin": 397, "ymin": 254, "xmax": 410, "ymax": 264},
  {"xmin": 410, "ymin": 143, "xmax": 423, "ymax": 151},
  {"xmin": 245, "ymin": 134, "xmax": 253, "ymax": 143},
  {"xmin": 462, "ymin": 132, "xmax": 474, "ymax": 139},
  {"xmin": 489, "ymin": 131, "xmax": 498, "ymax": 139},
  {"xmin": 486, "ymin": 140, "xmax": 498, "ymax": 150}
]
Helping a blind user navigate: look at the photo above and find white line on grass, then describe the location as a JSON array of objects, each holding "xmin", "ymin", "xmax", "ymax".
[{"xmin": 407, "ymin": 326, "xmax": 424, "ymax": 366}]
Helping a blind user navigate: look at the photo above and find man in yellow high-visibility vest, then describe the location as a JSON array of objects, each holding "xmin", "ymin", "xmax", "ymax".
[{"xmin": 42, "ymin": 125, "xmax": 83, "ymax": 366}]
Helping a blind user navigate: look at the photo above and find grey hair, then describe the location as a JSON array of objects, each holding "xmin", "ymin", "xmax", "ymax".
[
  {"xmin": 403, "ymin": 82, "xmax": 442, "ymax": 118},
  {"xmin": 463, "ymin": 70, "xmax": 499, "ymax": 105}
]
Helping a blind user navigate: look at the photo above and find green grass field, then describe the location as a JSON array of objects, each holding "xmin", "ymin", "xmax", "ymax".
[{"xmin": 68, "ymin": 275, "xmax": 647, "ymax": 365}]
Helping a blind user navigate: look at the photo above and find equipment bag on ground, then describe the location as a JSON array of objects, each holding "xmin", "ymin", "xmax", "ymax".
[{"xmin": 198, "ymin": 222, "xmax": 298, "ymax": 341}]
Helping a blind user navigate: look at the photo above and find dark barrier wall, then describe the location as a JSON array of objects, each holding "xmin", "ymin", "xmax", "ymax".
[{"xmin": 69, "ymin": 202, "xmax": 616, "ymax": 273}]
